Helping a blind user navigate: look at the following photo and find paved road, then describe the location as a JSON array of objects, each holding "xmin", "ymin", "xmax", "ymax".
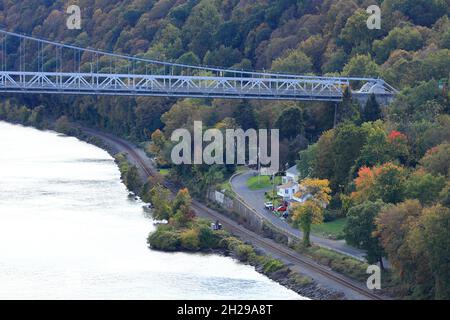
[
  {"xmin": 231, "ymin": 170, "xmax": 367, "ymax": 261},
  {"xmin": 81, "ymin": 128, "xmax": 384, "ymax": 300}
]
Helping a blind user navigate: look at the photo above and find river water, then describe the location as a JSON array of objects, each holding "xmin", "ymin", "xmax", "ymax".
[{"xmin": 0, "ymin": 121, "xmax": 301, "ymax": 300}]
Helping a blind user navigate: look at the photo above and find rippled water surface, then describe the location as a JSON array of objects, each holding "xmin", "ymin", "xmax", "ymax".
[{"xmin": 0, "ymin": 121, "xmax": 301, "ymax": 300}]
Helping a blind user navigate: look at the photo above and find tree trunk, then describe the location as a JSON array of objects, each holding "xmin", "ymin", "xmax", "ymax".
[
  {"xmin": 379, "ymin": 256, "xmax": 384, "ymax": 271},
  {"xmin": 303, "ymin": 229, "xmax": 311, "ymax": 247}
]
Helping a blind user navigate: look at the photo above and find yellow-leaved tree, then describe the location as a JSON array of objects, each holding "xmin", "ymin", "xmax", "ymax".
[{"xmin": 292, "ymin": 179, "xmax": 331, "ymax": 246}]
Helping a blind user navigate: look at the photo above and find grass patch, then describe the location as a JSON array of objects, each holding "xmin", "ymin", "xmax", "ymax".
[
  {"xmin": 247, "ymin": 175, "xmax": 281, "ymax": 190},
  {"xmin": 158, "ymin": 168, "xmax": 169, "ymax": 176},
  {"xmin": 296, "ymin": 244, "xmax": 369, "ymax": 282},
  {"xmin": 311, "ymin": 217, "xmax": 346, "ymax": 240}
]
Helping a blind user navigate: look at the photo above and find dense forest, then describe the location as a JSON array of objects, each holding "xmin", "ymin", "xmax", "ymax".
[{"xmin": 0, "ymin": 0, "xmax": 449, "ymax": 299}]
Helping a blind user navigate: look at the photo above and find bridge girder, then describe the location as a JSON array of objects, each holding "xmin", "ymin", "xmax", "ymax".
[{"xmin": 0, "ymin": 71, "xmax": 396, "ymax": 102}]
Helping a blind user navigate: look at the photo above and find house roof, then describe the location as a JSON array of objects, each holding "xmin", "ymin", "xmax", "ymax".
[
  {"xmin": 286, "ymin": 165, "xmax": 299, "ymax": 176},
  {"xmin": 278, "ymin": 181, "xmax": 297, "ymax": 189}
]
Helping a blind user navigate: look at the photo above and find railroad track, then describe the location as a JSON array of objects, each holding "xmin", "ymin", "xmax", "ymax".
[{"xmin": 88, "ymin": 129, "xmax": 385, "ymax": 301}]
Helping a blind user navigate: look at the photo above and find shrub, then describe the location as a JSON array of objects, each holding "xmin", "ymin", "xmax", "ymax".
[
  {"xmin": 290, "ymin": 273, "xmax": 313, "ymax": 287},
  {"xmin": 224, "ymin": 236, "xmax": 244, "ymax": 251},
  {"xmin": 197, "ymin": 225, "xmax": 227, "ymax": 250},
  {"xmin": 307, "ymin": 247, "xmax": 369, "ymax": 281},
  {"xmin": 147, "ymin": 228, "xmax": 180, "ymax": 251},
  {"xmin": 262, "ymin": 258, "xmax": 284, "ymax": 274},
  {"xmin": 235, "ymin": 244, "xmax": 255, "ymax": 262},
  {"xmin": 55, "ymin": 115, "xmax": 70, "ymax": 133},
  {"xmin": 180, "ymin": 229, "xmax": 200, "ymax": 251}
]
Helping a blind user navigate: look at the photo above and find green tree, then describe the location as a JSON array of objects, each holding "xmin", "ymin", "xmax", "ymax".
[
  {"xmin": 331, "ymin": 122, "xmax": 367, "ymax": 190},
  {"xmin": 314, "ymin": 130, "xmax": 335, "ymax": 181},
  {"xmin": 339, "ymin": 9, "xmax": 381, "ymax": 52},
  {"xmin": 274, "ymin": 107, "xmax": 304, "ymax": 140},
  {"xmin": 439, "ymin": 183, "xmax": 450, "ymax": 207},
  {"xmin": 342, "ymin": 54, "xmax": 379, "ymax": 78},
  {"xmin": 182, "ymin": 0, "xmax": 222, "ymax": 58},
  {"xmin": 149, "ymin": 184, "xmax": 172, "ymax": 221},
  {"xmin": 297, "ymin": 143, "xmax": 318, "ymax": 179},
  {"xmin": 412, "ymin": 205, "xmax": 450, "ymax": 299},
  {"xmin": 147, "ymin": 23, "xmax": 183, "ymax": 59},
  {"xmin": 271, "ymin": 49, "xmax": 313, "ymax": 74},
  {"xmin": 171, "ymin": 188, "xmax": 195, "ymax": 226},
  {"xmin": 336, "ymin": 87, "xmax": 361, "ymax": 124},
  {"xmin": 419, "ymin": 143, "xmax": 450, "ymax": 177},
  {"xmin": 126, "ymin": 165, "xmax": 142, "ymax": 194},
  {"xmin": 29, "ymin": 105, "xmax": 45, "ymax": 128},
  {"xmin": 176, "ymin": 51, "xmax": 201, "ymax": 66},
  {"xmin": 233, "ymin": 102, "xmax": 257, "ymax": 130},
  {"xmin": 382, "ymin": 0, "xmax": 449, "ymax": 27},
  {"xmin": 180, "ymin": 229, "xmax": 200, "ymax": 250},
  {"xmin": 372, "ymin": 162, "xmax": 407, "ymax": 204},
  {"xmin": 351, "ymin": 162, "xmax": 408, "ymax": 205},
  {"xmin": 203, "ymin": 45, "xmax": 242, "ymax": 68},
  {"xmin": 355, "ymin": 121, "xmax": 392, "ymax": 170},
  {"xmin": 362, "ymin": 94, "xmax": 382, "ymax": 122},
  {"xmin": 345, "ymin": 201, "xmax": 386, "ymax": 267},
  {"xmin": 405, "ymin": 170, "xmax": 446, "ymax": 205},
  {"xmin": 373, "ymin": 26, "xmax": 424, "ymax": 63}
]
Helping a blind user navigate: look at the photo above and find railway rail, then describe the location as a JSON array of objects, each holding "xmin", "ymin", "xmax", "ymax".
[{"xmin": 86, "ymin": 128, "xmax": 385, "ymax": 301}]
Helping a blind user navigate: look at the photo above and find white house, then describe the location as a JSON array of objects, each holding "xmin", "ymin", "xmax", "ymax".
[
  {"xmin": 276, "ymin": 165, "xmax": 301, "ymax": 200},
  {"xmin": 282, "ymin": 165, "xmax": 300, "ymax": 184},
  {"xmin": 277, "ymin": 181, "xmax": 299, "ymax": 200}
]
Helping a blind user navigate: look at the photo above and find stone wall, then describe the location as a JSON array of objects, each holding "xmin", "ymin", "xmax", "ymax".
[{"xmin": 207, "ymin": 189, "xmax": 297, "ymax": 246}]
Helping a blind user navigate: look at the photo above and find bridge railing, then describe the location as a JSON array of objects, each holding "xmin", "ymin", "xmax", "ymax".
[{"xmin": 0, "ymin": 28, "xmax": 398, "ymax": 101}]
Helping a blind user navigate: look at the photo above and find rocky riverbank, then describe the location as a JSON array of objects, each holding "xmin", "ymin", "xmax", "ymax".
[
  {"xmin": 0, "ymin": 116, "xmax": 345, "ymax": 300},
  {"xmin": 70, "ymin": 124, "xmax": 347, "ymax": 300}
]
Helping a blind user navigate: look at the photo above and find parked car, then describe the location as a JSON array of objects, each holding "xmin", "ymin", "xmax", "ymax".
[
  {"xmin": 272, "ymin": 205, "xmax": 288, "ymax": 217},
  {"xmin": 275, "ymin": 205, "xmax": 287, "ymax": 212},
  {"xmin": 264, "ymin": 202, "xmax": 274, "ymax": 210}
]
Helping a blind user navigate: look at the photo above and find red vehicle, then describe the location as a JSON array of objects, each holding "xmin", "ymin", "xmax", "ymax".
[
  {"xmin": 275, "ymin": 205, "xmax": 287, "ymax": 212},
  {"xmin": 272, "ymin": 205, "xmax": 287, "ymax": 217}
]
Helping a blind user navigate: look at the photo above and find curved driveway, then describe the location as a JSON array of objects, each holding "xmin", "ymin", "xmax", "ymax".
[{"xmin": 231, "ymin": 170, "xmax": 366, "ymax": 260}]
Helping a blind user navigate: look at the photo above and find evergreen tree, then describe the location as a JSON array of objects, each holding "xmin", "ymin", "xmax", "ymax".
[
  {"xmin": 275, "ymin": 107, "xmax": 304, "ymax": 140},
  {"xmin": 233, "ymin": 102, "xmax": 257, "ymax": 130},
  {"xmin": 336, "ymin": 87, "xmax": 360, "ymax": 125},
  {"xmin": 362, "ymin": 94, "xmax": 382, "ymax": 122}
]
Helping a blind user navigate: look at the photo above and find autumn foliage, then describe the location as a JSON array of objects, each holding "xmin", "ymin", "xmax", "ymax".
[{"xmin": 351, "ymin": 162, "xmax": 407, "ymax": 204}]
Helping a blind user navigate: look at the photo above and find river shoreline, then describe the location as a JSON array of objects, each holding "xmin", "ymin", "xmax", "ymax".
[
  {"xmin": 0, "ymin": 119, "xmax": 348, "ymax": 299},
  {"xmin": 0, "ymin": 120, "xmax": 304, "ymax": 299},
  {"xmin": 68, "ymin": 125, "xmax": 343, "ymax": 300}
]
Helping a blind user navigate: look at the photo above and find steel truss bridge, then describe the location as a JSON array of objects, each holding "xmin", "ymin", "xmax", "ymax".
[{"xmin": 0, "ymin": 29, "xmax": 397, "ymax": 102}]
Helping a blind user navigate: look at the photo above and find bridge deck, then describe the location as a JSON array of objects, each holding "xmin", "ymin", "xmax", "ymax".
[{"xmin": 0, "ymin": 71, "xmax": 395, "ymax": 102}]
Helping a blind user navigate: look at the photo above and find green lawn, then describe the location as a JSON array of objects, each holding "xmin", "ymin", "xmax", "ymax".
[
  {"xmin": 311, "ymin": 218, "xmax": 347, "ymax": 240},
  {"xmin": 158, "ymin": 168, "xmax": 169, "ymax": 176},
  {"xmin": 246, "ymin": 175, "xmax": 281, "ymax": 190}
]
